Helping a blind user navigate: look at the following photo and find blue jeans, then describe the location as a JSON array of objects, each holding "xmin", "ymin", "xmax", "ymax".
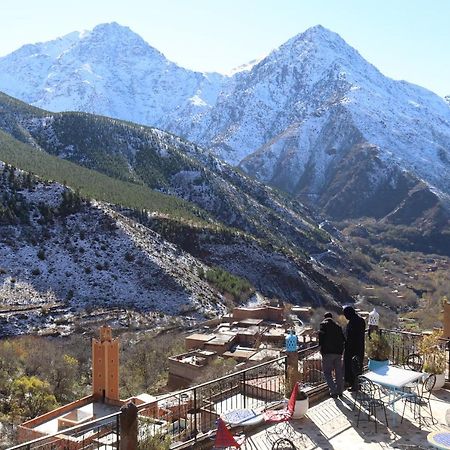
[{"xmin": 322, "ymin": 353, "xmax": 344, "ymax": 396}]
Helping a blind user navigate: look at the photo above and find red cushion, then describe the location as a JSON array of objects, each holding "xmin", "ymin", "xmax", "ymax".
[{"xmin": 263, "ymin": 408, "xmax": 291, "ymax": 423}]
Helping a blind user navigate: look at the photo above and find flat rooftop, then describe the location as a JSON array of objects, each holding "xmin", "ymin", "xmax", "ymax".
[
  {"xmin": 32, "ymin": 401, "xmax": 120, "ymax": 436},
  {"xmin": 223, "ymin": 348, "xmax": 257, "ymax": 359},
  {"xmin": 236, "ymin": 318, "xmax": 264, "ymax": 326},
  {"xmin": 207, "ymin": 334, "xmax": 235, "ymax": 345},
  {"xmin": 185, "ymin": 333, "xmax": 215, "ymax": 342}
]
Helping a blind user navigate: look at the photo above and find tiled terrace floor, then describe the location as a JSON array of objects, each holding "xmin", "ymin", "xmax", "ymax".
[{"xmin": 243, "ymin": 387, "xmax": 450, "ymax": 449}]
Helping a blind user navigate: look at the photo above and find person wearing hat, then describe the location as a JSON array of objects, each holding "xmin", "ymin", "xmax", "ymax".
[
  {"xmin": 342, "ymin": 305, "xmax": 366, "ymax": 391},
  {"xmin": 318, "ymin": 312, "xmax": 346, "ymax": 398}
]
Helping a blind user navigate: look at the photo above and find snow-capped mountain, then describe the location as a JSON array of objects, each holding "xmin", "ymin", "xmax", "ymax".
[
  {"xmin": 231, "ymin": 26, "xmax": 450, "ymax": 211},
  {"xmin": 0, "ymin": 23, "xmax": 225, "ymax": 127},
  {"xmin": 1, "ymin": 23, "xmax": 449, "ymax": 222}
]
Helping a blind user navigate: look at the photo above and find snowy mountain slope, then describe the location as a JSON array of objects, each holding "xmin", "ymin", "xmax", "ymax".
[
  {"xmin": 0, "ymin": 96, "xmax": 356, "ymax": 328},
  {"xmin": 0, "ymin": 164, "xmax": 229, "ymax": 336},
  {"xmin": 0, "ymin": 23, "xmax": 225, "ymax": 127},
  {"xmin": 0, "ymin": 91, "xmax": 329, "ymax": 256},
  {"xmin": 1, "ymin": 23, "xmax": 449, "ymax": 222}
]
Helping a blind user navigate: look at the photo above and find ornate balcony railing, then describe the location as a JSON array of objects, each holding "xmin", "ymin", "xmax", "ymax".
[{"xmin": 380, "ymin": 328, "xmax": 450, "ymax": 381}]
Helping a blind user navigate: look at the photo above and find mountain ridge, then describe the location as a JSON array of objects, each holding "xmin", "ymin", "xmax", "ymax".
[
  {"xmin": 0, "ymin": 23, "xmax": 449, "ymax": 228},
  {"xmin": 0, "ymin": 93, "xmax": 357, "ymax": 337}
]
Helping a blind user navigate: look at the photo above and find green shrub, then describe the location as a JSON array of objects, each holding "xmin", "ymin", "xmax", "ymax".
[
  {"xmin": 366, "ymin": 332, "xmax": 391, "ymax": 361},
  {"xmin": 201, "ymin": 266, "xmax": 254, "ymax": 303}
]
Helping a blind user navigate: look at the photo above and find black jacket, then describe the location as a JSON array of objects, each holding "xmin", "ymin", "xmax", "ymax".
[
  {"xmin": 318, "ymin": 318, "xmax": 345, "ymax": 355},
  {"xmin": 345, "ymin": 314, "xmax": 366, "ymax": 358}
]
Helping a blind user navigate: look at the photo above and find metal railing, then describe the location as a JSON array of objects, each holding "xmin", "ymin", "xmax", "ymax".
[
  {"xmin": 8, "ymin": 345, "xmax": 320, "ymax": 450},
  {"xmin": 135, "ymin": 345, "xmax": 320, "ymax": 448},
  {"xmin": 381, "ymin": 328, "xmax": 450, "ymax": 381}
]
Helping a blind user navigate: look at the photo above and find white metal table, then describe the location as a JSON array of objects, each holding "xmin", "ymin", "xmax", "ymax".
[
  {"xmin": 221, "ymin": 408, "xmax": 263, "ymax": 427},
  {"xmin": 427, "ymin": 431, "xmax": 450, "ymax": 449},
  {"xmin": 221, "ymin": 408, "xmax": 264, "ymax": 444},
  {"xmin": 364, "ymin": 365, "xmax": 423, "ymax": 426}
]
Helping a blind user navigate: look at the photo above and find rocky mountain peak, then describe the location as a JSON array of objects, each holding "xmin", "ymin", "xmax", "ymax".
[
  {"xmin": 68, "ymin": 22, "xmax": 166, "ymax": 65},
  {"xmin": 289, "ymin": 24, "xmax": 344, "ymax": 46},
  {"xmin": 274, "ymin": 24, "xmax": 360, "ymax": 67}
]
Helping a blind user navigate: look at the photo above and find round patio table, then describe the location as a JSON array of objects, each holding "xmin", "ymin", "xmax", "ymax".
[
  {"xmin": 221, "ymin": 408, "xmax": 263, "ymax": 427},
  {"xmin": 427, "ymin": 431, "xmax": 450, "ymax": 449},
  {"xmin": 221, "ymin": 408, "xmax": 264, "ymax": 442}
]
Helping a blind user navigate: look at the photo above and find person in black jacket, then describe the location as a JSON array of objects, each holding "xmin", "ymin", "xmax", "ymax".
[
  {"xmin": 343, "ymin": 305, "xmax": 366, "ymax": 390},
  {"xmin": 318, "ymin": 312, "xmax": 346, "ymax": 398}
]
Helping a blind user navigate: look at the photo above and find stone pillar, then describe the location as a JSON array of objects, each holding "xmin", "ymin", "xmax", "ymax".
[
  {"xmin": 120, "ymin": 401, "xmax": 138, "ymax": 450},
  {"xmin": 285, "ymin": 330, "xmax": 299, "ymax": 396}
]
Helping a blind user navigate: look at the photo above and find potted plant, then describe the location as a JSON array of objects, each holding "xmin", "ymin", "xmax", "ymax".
[
  {"xmin": 293, "ymin": 389, "xmax": 309, "ymax": 419},
  {"xmin": 418, "ymin": 329, "xmax": 446, "ymax": 390},
  {"xmin": 366, "ymin": 332, "xmax": 391, "ymax": 371}
]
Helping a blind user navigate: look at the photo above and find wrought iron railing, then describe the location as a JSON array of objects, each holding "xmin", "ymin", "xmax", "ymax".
[
  {"xmin": 380, "ymin": 328, "xmax": 450, "ymax": 381},
  {"xmin": 135, "ymin": 345, "xmax": 321, "ymax": 448},
  {"xmin": 8, "ymin": 346, "xmax": 320, "ymax": 450}
]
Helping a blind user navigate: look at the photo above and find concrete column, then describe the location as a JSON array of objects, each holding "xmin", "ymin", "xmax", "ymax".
[{"xmin": 120, "ymin": 401, "xmax": 138, "ymax": 450}]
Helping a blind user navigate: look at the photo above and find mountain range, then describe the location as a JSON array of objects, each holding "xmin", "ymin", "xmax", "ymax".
[
  {"xmin": 0, "ymin": 92, "xmax": 356, "ymax": 335},
  {"xmin": 0, "ymin": 22, "xmax": 449, "ymax": 228},
  {"xmin": 0, "ymin": 22, "xmax": 449, "ymax": 335}
]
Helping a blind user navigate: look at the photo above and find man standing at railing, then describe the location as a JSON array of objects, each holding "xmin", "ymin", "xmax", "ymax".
[
  {"xmin": 343, "ymin": 306, "xmax": 366, "ymax": 391},
  {"xmin": 318, "ymin": 312, "xmax": 346, "ymax": 399}
]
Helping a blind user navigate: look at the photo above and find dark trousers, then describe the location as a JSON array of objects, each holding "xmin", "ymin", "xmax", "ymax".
[
  {"xmin": 344, "ymin": 352, "xmax": 363, "ymax": 387},
  {"xmin": 322, "ymin": 353, "xmax": 344, "ymax": 396}
]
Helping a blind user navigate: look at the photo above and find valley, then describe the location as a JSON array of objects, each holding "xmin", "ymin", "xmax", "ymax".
[{"xmin": 0, "ymin": 21, "xmax": 447, "ymax": 352}]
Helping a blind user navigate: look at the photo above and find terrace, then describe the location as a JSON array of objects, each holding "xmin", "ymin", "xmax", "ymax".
[
  {"xmin": 248, "ymin": 387, "xmax": 450, "ymax": 449},
  {"xmin": 9, "ymin": 329, "xmax": 450, "ymax": 450}
]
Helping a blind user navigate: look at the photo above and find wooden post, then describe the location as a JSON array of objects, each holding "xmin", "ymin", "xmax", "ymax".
[{"xmin": 120, "ymin": 402, "xmax": 138, "ymax": 450}]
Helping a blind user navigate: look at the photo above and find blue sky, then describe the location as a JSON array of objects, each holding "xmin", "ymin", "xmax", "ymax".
[{"xmin": 1, "ymin": 0, "xmax": 449, "ymax": 96}]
